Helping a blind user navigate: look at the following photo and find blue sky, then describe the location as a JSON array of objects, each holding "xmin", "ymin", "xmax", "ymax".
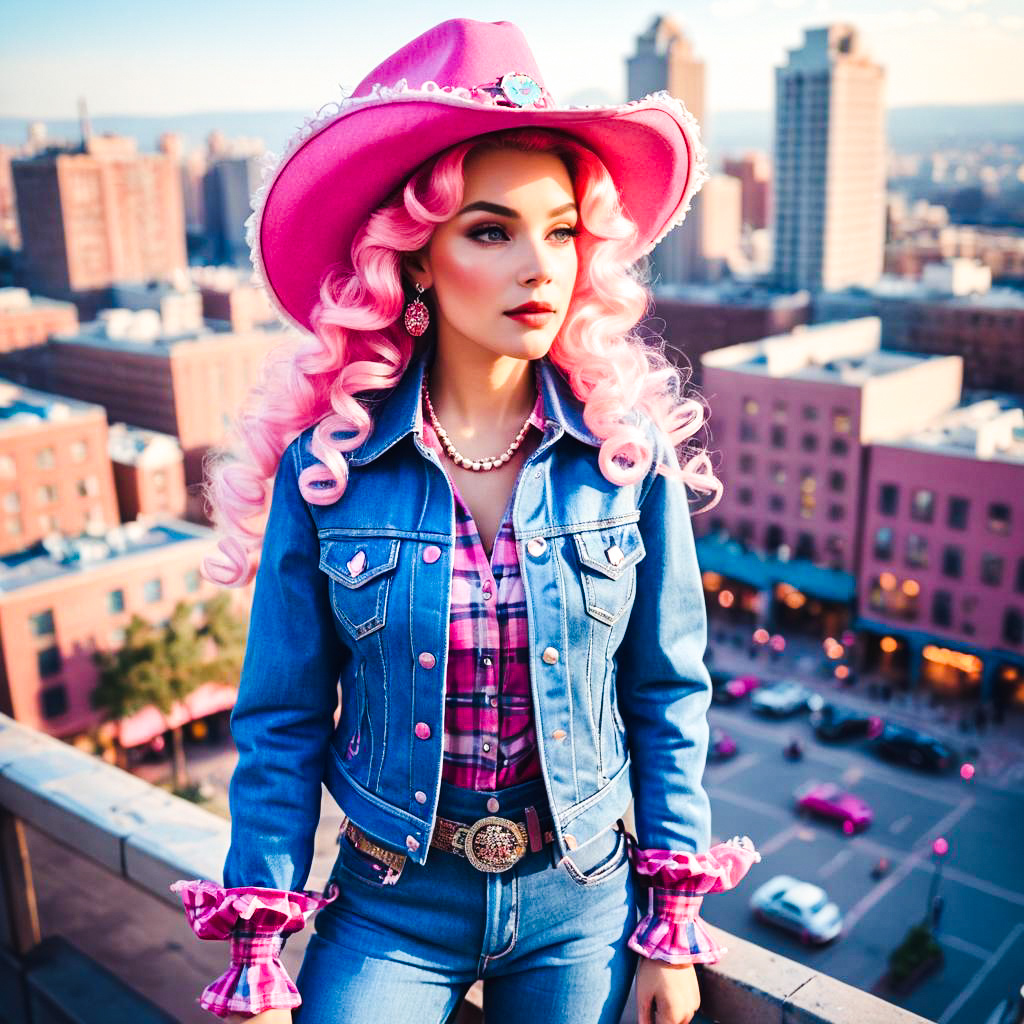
[{"xmin": 2, "ymin": 0, "xmax": 1023, "ymax": 119}]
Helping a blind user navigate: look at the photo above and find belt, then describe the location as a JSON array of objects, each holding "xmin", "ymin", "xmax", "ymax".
[{"xmin": 344, "ymin": 804, "xmax": 556, "ymax": 874}]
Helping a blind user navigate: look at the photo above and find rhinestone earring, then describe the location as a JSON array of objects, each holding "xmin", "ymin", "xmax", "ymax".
[{"xmin": 404, "ymin": 282, "xmax": 430, "ymax": 337}]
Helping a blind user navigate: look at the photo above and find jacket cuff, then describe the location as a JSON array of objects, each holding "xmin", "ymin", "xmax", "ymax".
[{"xmin": 170, "ymin": 879, "xmax": 339, "ymax": 1019}]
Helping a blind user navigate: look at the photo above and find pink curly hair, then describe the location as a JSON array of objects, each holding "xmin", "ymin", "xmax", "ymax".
[{"xmin": 202, "ymin": 127, "xmax": 722, "ymax": 587}]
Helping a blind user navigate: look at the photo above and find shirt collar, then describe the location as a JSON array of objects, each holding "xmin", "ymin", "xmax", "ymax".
[{"xmin": 346, "ymin": 345, "xmax": 600, "ymax": 467}]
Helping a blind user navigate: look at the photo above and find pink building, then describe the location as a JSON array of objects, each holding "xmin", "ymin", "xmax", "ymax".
[
  {"xmin": 723, "ymin": 152, "xmax": 772, "ymax": 230},
  {"xmin": 699, "ymin": 317, "xmax": 963, "ymax": 635},
  {"xmin": 859, "ymin": 398, "xmax": 1024, "ymax": 707},
  {"xmin": 0, "ymin": 288, "xmax": 78, "ymax": 353},
  {"xmin": 108, "ymin": 422, "xmax": 187, "ymax": 523},
  {"xmin": 0, "ymin": 379, "xmax": 119, "ymax": 555},
  {"xmin": 0, "ymin": 519, "xmax": 248, "ymax": 745}
]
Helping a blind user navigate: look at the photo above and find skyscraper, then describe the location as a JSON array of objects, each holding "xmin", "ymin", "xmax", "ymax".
[
  {"xmin": 773, "ymin": 25, "xmax": 886, "ymax": 292},
  {"xmin": 627, "ymin": 16, "xmax": 706, "ymax": 285}
]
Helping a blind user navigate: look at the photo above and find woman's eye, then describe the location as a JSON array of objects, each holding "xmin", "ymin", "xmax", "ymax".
[
  {"xmin": 552, "ymin": 226, "xmax": 580, "ymax": 242},
  {"xmin": 470, "ymin": 224, "xmax": 508, "ymax": 243}
]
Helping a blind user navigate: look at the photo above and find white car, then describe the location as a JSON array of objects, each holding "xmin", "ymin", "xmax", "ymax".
[
  {"xmin": 750, "ymin": 682, "xmax": 825, "ymax": 718},
  {"xmin": 750, "ymin": 874, "xmax": 843, "ymax": 944}
]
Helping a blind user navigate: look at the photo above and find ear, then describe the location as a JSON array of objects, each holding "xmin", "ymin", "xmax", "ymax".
[{"xmin": 402, "ymin": 253, "xmax": 433, "ymax": 291}]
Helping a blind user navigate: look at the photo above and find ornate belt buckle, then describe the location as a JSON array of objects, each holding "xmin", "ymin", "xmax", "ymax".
[{"xmin": 454, "ymin": 816, "xmax": 527, "ymax": 872}]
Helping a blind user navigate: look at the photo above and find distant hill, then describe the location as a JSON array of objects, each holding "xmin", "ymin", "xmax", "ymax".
[{"xmin": 2, "ymin": 102, "xmax": 1021, "ymax": 159}]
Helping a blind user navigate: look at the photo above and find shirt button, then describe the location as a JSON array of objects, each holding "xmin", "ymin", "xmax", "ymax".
[
  {"xmin": 418, "ymin": 652, "xmax": 436, "ymax": 669},
  {"xmin": 415, "ymin": 722, "xmax": 431, "ymax": 740},
  {"xmin": 482, "ymin": 656, "xmax": 493, "ymax": 667},
  {"xmin": 487, "ymin": 797, "xmax": 500, "ymax": 813},
  {"xmin": 552, "ymin": 729, "xmax": 567, "ymax": 741},
  {"xmin": 422, "ymin": 545, "xmax": 441, "ymax": 564},
  {"xmin": 482, "ymin": 742, "xmax": 491, "ymax": 752},
  {"xmin": 606, "ymin": 544, "xmax": 625, "ymax": 567},
  {"xmin": 565, "ymin": 834, "xmax": 578, "ymax": 851},
  {"xmin": 527, "ymin": 537, "xmax": 547, "ymax": 557},
  {"xmin": 406, "ymin": 835, "xmax": 420, "ymax": 852},
  {"xmin": 490, "ymin": 697, "xmax": 498, "ymax": 707},
  {"xmin": 414, "ymin": 790, "xmax": 427, "ymax": 804},
  {"xmin": 542, "ymin": 646, "xmax": 559, "ymax": 665}
]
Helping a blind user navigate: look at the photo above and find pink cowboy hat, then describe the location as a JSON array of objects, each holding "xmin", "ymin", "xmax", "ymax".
[{"xmin": 248, "ymin": 18, "xmax": 708, "ymax": 334}]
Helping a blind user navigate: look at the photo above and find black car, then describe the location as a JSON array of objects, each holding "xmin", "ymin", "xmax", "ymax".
[
  {"xmin": 709, "ymin": 668, "xmax": 739, "ymax": 705},
  {"xmin": 869, "ymin": 725, "xmax": 954, "ymax": 772},
  {"xmin": 810, "ymin": 703, "xmax": 884, "ymax": 742}
]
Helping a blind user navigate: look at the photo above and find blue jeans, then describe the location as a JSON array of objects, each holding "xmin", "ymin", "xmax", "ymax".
[{"xmin": 294, "ymin": 776, "xmax": 640, "ymax": 1023}]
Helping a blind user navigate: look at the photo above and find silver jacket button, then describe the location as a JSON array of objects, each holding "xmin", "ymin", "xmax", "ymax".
[{"xmin": 542, "ymin": 646, "xmax": 559, "ymax": 665}]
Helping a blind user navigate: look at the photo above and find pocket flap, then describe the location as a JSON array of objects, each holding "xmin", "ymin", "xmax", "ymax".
[
  {"xmin": 319, "ymin": 537, "xmax": 401, "ymax": 588},
  {"xmin": 573, "ymin": 523, "xmax": 645, "ymax": 580}
]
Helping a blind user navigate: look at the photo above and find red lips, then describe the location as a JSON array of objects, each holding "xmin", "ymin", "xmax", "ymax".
[{"xmin": 505, "ymin": 301, "xmax": 554, "ymax": 314}]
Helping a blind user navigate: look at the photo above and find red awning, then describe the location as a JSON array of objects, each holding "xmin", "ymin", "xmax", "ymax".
[{"xmin": 117, "ymin": 683, "xmax": 238, "ymax": 748}]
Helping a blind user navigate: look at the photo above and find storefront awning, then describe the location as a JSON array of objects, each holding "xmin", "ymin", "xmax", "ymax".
[{"xmin": 117, "ymin": 682, "xmax": 238, "ymax": 748}]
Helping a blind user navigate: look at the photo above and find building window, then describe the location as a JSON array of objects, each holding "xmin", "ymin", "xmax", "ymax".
[
  {"xmin": 772, "ymin": 400, "xmax": 788, "ymax": 423},
  {"xmin": 800, "ymin": 433, "xmax": 819, "ymax": 453},
  {"xmin": 910, "ymin": 488, "xmax": 934, "ymax": 523},
  {"xmin": 931, "ymin": 590, "xmax": 953, "ymax": 628},
  {"xmin": 941, "ymin": 545, "xmax": 963, "ymax": 579},
  {"xmin": 1017, "ymin": 558, "xmax": 1024, "ymax": 595},
  {"xmin": 69, "ymin": 440, "xmax": 89, "ymax": 463},
  {"xmin": 770, "ymin": 426, "xmax": 787, "ymax": 448},
  {"xmin": 36, "ymin": 484, "xmax": 59, "ymax": 505},
  {"xmin": 2, "ymin": 492, "xmax": 19, "ymax": 513},
  {"xmin": 35, "ymin": 447, "xmax": 56, "ymax": 469},
  {"xmin": 878, "ymin": 484, "xmax": 899, "ymax": 516},
  {"xmin": 143, "ymin": 578, "xmax": 163, "ymax": 603},
  {"xmin": 795, "ymin": 533, "xmax": 816, "ymax": 561},
  {"xmin": 30, "ymin": 609, "xmax": 56, "ymax": 638},
  {"xmin": 905, "ymin": 534, "xmax": 929, "ymax": 568},
  {"xmin": 738, "ymin": 453, "xmax": 755, "ymax": 474},
  {"xmin": 737, "ymin": 520, "xmax": 755, "ymax": 545},
  {"xmin": 827, "ymin": 503, "xmax": 844, "ymax": 522},
  {"xmin": 981, "ymin": 554, "xmax": 1004, "ymax": 587},
  {"xmin": 743, "ymin": 397, "xmax": 759, "ymax": 416},
  {"xmin": 765, "ymin": 524, "xmax": 785, "ymax": 550},
  {"xmin": 770, "ymin": 463, "xmax": 787, "ymax": 485},
  {"xmin": 947, "ymin": 496, "xmax": 969, "ymax": 530},
  {"xmin": 829, "ymin": 437, "xmax": 849, "ymax": 457},
  {"xmin": 0, "ymin": 455, "xmax": 14, "ymax": 478},
  {"xmin": 769, "ymin": 494, "xmax": 785, "ymax": 513},
  {"xmin": 40, "ymin": 684, "xmax": 69, "ymax": 719},
  {"xmin": 988, "ymin": 502, "xmax": 1011, "ymax": 535},
  {"xmin": 37, "ymin": 645, "xmax": 62, "ymax": 677},
  {"xmin": 109, "ymin": 627, "xmax": 126, "ymax": 647},
  {"xmin": 874, "ymin": 527, "xmax": 893, "ymax": 560},
  {"xmin": 5, "ymin": 514, "xmax": 22, "ymax": 535},
  {"xmin": 828, "ymin": 470, "xmax": 846, "ymax": 493},
  {"xmin": 738, "ymin": 487, "xmax": 754, "ymax": 506},
  {"xmin": 107, "ymin": 589, "xmax": 125, "ymax": 614},
  {"xmin": 184, "ymin": 569, "xmax": 201, "ymax": 594},
  {"xmin": 740, "ymin": 421, "xmax": 758, "ymax": 442},
  {"xmin": 832, "ymin": 409, "xmax": 851, "ymax": 434},
  {"xmin": 802, "ymin": 405, "xmax": 819, "ymax": 421},
  {"xmin": 1004, "ymin": 608, "xmax": 1024, "ymax": 646}
]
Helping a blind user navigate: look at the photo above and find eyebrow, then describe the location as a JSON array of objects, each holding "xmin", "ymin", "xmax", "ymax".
[{"xmin": 456, "ymin": 200, "xmax": 578, "ymax": 219}]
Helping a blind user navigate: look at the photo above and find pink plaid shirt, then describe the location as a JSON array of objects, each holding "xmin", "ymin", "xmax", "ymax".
[{"xmin": 172, "ymin": 385, "xmax": 759, "ymax": 1018}]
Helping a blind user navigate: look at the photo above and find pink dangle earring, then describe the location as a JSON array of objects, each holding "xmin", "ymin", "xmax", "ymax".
[{"xmin": 404, "ymin": 282, "xmax": 430, "ymax": 337}]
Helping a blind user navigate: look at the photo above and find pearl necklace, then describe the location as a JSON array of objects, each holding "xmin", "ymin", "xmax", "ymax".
[{"xmin": 422, "ymin": 381, "xmax": 534, "ymax": 472}]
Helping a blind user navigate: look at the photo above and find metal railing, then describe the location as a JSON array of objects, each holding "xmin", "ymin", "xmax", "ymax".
[{"xmin": 0, "ymin": 713, "xmax": 931, "ymax": 1023}]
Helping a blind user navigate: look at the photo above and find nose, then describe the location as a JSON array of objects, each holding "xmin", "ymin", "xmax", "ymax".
[{"xmin": 517, "ymin": 233, "xmax": 555, "ymax": 286}]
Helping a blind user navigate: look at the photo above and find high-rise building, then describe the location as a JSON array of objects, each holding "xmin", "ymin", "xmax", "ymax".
[
  {"xmin": 698, "ymin": 175, "xmax": 743, "ymax": 281},
  {"xmin": 11, "ymin": 135, "xmax": 187, "ymax": 317},
  {"xmin": 627, "ymin": 15, "xmax": 706, "ymax": 285},
  {"xmin": 723, "ymin": 152, "xmax": 772, "ymax": 231},
  {"xmin": 203, "ymin": 156, "xmax": 262, "ymax": 267},
  {"xmin": 773, "ymin": 25, "xmax": 886, "ymax": 292}
]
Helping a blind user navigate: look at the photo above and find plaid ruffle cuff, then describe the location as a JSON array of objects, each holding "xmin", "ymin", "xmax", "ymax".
[
  {"xmin": 626, "ymin": 836, "xmax": 760, "ymax": 965},
  {"xmin": 170, "ymin": 879, "xmax": 339, "ymax": 1019}
]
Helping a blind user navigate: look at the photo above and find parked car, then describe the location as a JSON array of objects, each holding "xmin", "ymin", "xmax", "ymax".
[
  {"xmin": 750, "ymin": 681, "xmax": 824, "ymax": 718},
  {"xmin": 711, "ymin": 673, "xmax": 761, "ymax": 704},
  {"xmin": 795, "ymin": 781, "xmax": 873, "ymax": 832},
  {"xmin": 707, "ymin": 727, "xmax": 738, "ymax": 762},
  {"xmin": 749, "ymin": 874, "xmax": 843, "ymax": 944},
  {"xmin": 869, "ymin": 724, "xmax": 954, "ymax": 772},
  {"xmin": 810, "ymin": 702, "xmax": 884, "ymax": 742},
  {"xmin": 709, "ymin": 668, "xmax": 736, "ymax": 704}
]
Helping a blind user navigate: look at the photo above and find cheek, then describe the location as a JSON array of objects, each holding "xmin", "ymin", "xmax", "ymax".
[{"xmin": 435, "ymin": 248, "xmax": 504, "ymax": 313}]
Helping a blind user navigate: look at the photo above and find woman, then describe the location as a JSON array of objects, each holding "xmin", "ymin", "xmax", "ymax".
[{"xmin": 172, "ymin": 18, "xmax": 760, "ymax": 1024}]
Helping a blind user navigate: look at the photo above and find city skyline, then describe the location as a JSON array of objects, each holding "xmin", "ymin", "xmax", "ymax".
[{"xmin": 3, "ymin": 0, "xmax": 1024, "ymax": 121}]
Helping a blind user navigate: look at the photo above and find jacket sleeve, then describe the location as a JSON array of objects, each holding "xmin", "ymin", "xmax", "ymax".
[
  {"xmin": 170, "ymin": 436, "xmax": 349, "ymax": 1018},
  {"xmin": 615, "ymin": 428, "xmax": 759, "ymax": 964}
]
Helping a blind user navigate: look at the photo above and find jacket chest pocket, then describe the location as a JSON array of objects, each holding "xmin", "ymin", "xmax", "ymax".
[
  {"xmin": 318, "ymin": 536, "xmax": 402, "ymax": 642},
  {"xmin": 572, "ymin": 522, "xmax": 646, "ymax": 626}
]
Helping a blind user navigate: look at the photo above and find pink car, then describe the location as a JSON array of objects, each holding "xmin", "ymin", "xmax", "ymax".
[
  {"xmin": 725, "ymin": 674, "xmax": 762, "ymax": 700},
  {"xmin": 795, "ymin": 782, "xmax": 873, "ymax": 833}
]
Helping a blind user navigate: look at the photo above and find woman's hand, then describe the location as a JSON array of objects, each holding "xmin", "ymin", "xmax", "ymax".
[
  {"xmin": 635, "ymin": 958, "xmax": 701, "ymax": 1024},
  {"xmin": 226, "ymin": 1011, "xmax": 291, "ymax": 1023}
]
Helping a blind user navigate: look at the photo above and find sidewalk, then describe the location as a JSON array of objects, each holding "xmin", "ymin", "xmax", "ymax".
[{"xmin": 705, "ymin": 619, "xmax": 1024, "ymax": 788}]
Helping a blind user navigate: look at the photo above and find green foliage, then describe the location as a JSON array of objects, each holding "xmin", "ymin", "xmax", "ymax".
[{"xmin": 888, "ymin": 923, "xmax": 943, "ymax": 985}]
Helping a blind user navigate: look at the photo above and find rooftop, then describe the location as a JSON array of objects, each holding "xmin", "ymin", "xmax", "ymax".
[
  {"xmin": 0, "ymin": 519, "xmax": 214, "ymax": 594},
  {"xmin": 107, "ymin": 422, "xmax": 183, "ymax": 466},
  {"xmin": 653, "ymin": 281, "xmax": 811, "ymax": 309},
  {"xmin": 0, "ymin": 378, "xmax": 103, "ymax": 433},
  {"xmin": 0, "ymin": 287, "xmax": 77, "ymax": 316}
]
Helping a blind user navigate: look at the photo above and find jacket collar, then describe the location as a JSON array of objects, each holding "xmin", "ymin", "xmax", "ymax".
[{"xmin": 347, "ymin": 344, "xmax": 601, "ymax": 466}]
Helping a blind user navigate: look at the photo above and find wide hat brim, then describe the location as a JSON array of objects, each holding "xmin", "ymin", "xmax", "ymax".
[{"xmin": 249, "ymin": 85, "xmax": 708, "ymax": 335}]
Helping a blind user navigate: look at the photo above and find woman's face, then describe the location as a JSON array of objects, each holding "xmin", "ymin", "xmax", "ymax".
[{"xmin": 411, "ymin": 147, "xmax": 579, "ymax": 363}]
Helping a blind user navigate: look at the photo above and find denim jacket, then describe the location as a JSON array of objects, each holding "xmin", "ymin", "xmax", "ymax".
[{"xmin": 223, "ymin": 345, "xmax": 713, "ymax": 893}]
